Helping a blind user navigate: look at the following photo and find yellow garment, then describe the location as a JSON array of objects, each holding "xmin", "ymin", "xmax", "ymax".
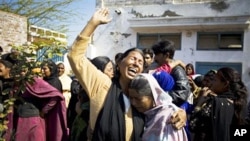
[
  {"xmin": 67, "ymin": 35, "xmax": 133, "ymax": 141},
  {"xmin": 59, "ymin": 73, "xmax": 72, "ymax": 108}
]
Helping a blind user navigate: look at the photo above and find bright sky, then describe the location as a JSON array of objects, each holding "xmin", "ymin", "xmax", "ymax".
[{"xmin": 66, "ymin": 0, "xmax": 96, "ymax": 45}]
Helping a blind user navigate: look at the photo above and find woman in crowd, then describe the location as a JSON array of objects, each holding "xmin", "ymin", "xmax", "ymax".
[
  {"xmin": 128, "ymin": 73, "xmax": 188, "ymax": 141},
  {"xmin": 41, "ymin": 60, "xmax": 62, "ymax": 92},
  {"xmin": 69, "ymin": 86, "xmax": 89, "ymax": 141},
  {"xmin": 189, "ymin": 69, "xmax": 217, "ymax": 100},
  {"xmin": 189, "ymin": 67, "xmax": 248, "ymax": 141},
  {"xmin": 91, "ymin": 56, "xmax": 114, "ymax": 78},
  {"xmin": 57, "ymin": 62, "xmax": 72, "ymax": 108},
  {"xmin": 67, "ymin": 76, "xmax": 81, "ymax": 132},
  {"xmin": 67, "ymin": 8, "xmax": 186, "ymax": 141},
  {"xmin": 15, "ymin": 68, "xmax": 68, "ymax": 141}
]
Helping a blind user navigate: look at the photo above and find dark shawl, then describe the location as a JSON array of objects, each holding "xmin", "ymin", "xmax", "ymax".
[
  {"xmin": 67, "ymin": 78, "xmax": 82, "ymax": 129},
  {"xmin": 43, "ymin": 61, "xmax": 63, "ymax": 93},
  {"xmin": 92, "ymin": 79, "xmax": 144, "ymax": 141},
  {"xmin": 211, "ymin": 92, "xmax": 235, "ymax": 141},
  {"xmin": 190, "ymin": 92, "xmax": 235, "ymax": 141}
]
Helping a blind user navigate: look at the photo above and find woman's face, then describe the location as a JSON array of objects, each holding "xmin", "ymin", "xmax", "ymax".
[
  {"xmin": 41, "ymin": 65, "xmax": 51, "ymax": 77},
  {"xmin": 118, "ymin": 51, "xmax": 144, "ymax": 81},
  {"xmin": 128, "ymin": 89, "xmax": 154, "ymax": 113},
  {"xmin": 210, "ymin": 72, "xmax": 228, "ymax": 94},
  {"xmin": 57, "ymin": 63, "xmax": 65, "ymax": 77},
  {"xmin": 104, "ymin": 61, "xmax": 114, "ymax": 78}
]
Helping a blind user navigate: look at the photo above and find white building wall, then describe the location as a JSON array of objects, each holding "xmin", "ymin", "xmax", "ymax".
[{"xmin": 89, "ymin": 0, "xmax": 250, "ymax": 90}]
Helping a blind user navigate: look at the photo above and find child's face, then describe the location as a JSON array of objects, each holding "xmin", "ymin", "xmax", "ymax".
[
  {"xmin": 128, "ymin": 89, "xmax": 154, "ymax": 113},
  {"xmin": 186, "ymin": 66, "xmax": 193, "ymax": 75}
]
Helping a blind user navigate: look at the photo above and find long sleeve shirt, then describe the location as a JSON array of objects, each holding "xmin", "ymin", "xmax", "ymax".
[{"xmin": 67, "ymin": 35, "xmax": 133, "ymax": 141}]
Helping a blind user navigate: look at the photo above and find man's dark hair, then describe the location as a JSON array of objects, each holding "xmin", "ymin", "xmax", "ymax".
[{"xmin": 151, "ymin": 40, "xmax": 175, "ymax": 59}]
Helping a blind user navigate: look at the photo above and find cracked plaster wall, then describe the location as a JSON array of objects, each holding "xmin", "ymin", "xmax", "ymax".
[{"xmin": 89, "ymin": 0, "xmax": 250, "ymax": 91}]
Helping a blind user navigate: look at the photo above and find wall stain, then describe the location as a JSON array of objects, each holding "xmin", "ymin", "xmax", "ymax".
[
  {"xmin": 209, "ymin": 1, "xmax": 230, "ymax": 12},
  {"xmin": 131, "ymin": 9, "xmax": 181, "ymax": 18},
  {"xmin": 110, "ymin": 32, "xmax": 131, "ymax": 38},
  {"xmin": 121, "ymin": 33, "xmax": 131, "ymax": 38}
]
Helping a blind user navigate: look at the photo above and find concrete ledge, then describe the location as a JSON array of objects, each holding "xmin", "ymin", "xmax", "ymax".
[{"xmin": 128, "ymin": 15, "xmax": 250, "ymax": 30}]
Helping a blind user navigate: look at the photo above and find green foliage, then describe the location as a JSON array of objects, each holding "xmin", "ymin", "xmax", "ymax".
[{"xmin": 0, "ymin": 38, "xmax": 65, "ymax": 139}]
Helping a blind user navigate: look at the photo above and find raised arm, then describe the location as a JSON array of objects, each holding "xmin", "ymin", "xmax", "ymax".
[{"xmin": 67, "ymin": 8, "xmax": 112, "ymax": 98}]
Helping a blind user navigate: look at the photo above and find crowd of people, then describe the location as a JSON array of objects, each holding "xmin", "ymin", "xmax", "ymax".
[{"xmin": 0, "ymin": 7, "xmax": 250, "ymax": 141}]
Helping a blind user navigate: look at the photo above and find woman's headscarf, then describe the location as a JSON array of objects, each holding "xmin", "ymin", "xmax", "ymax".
[
  {"xmin": 137, "ymin": 74, "xmax": 188, "ymax": 141},
  {"xmin": 140, "ymin": 73, "xmax": 174, "ymax": 106}
]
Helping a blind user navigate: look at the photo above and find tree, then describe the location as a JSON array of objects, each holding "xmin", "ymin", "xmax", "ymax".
[{"xmin": 0, "ymin": 0, "xmax": 82, "ymax": 33}]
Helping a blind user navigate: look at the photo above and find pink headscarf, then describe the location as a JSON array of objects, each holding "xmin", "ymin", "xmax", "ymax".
[
  {"xmin": 140, "ymin": 73, "xmax": 173, "ymax": 106},
  {"xmin": 139, "ymin": 74, "xmax": 188, "ymax": 141}
]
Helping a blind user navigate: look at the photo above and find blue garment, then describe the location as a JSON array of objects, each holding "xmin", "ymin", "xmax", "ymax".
[
  {"xmin": 152, "ymin": 71, "xmax": 175, "ymax": 91},
  {"xmin": 180, "ymin": 102, "xmax": 194, "ymax": 141}
]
